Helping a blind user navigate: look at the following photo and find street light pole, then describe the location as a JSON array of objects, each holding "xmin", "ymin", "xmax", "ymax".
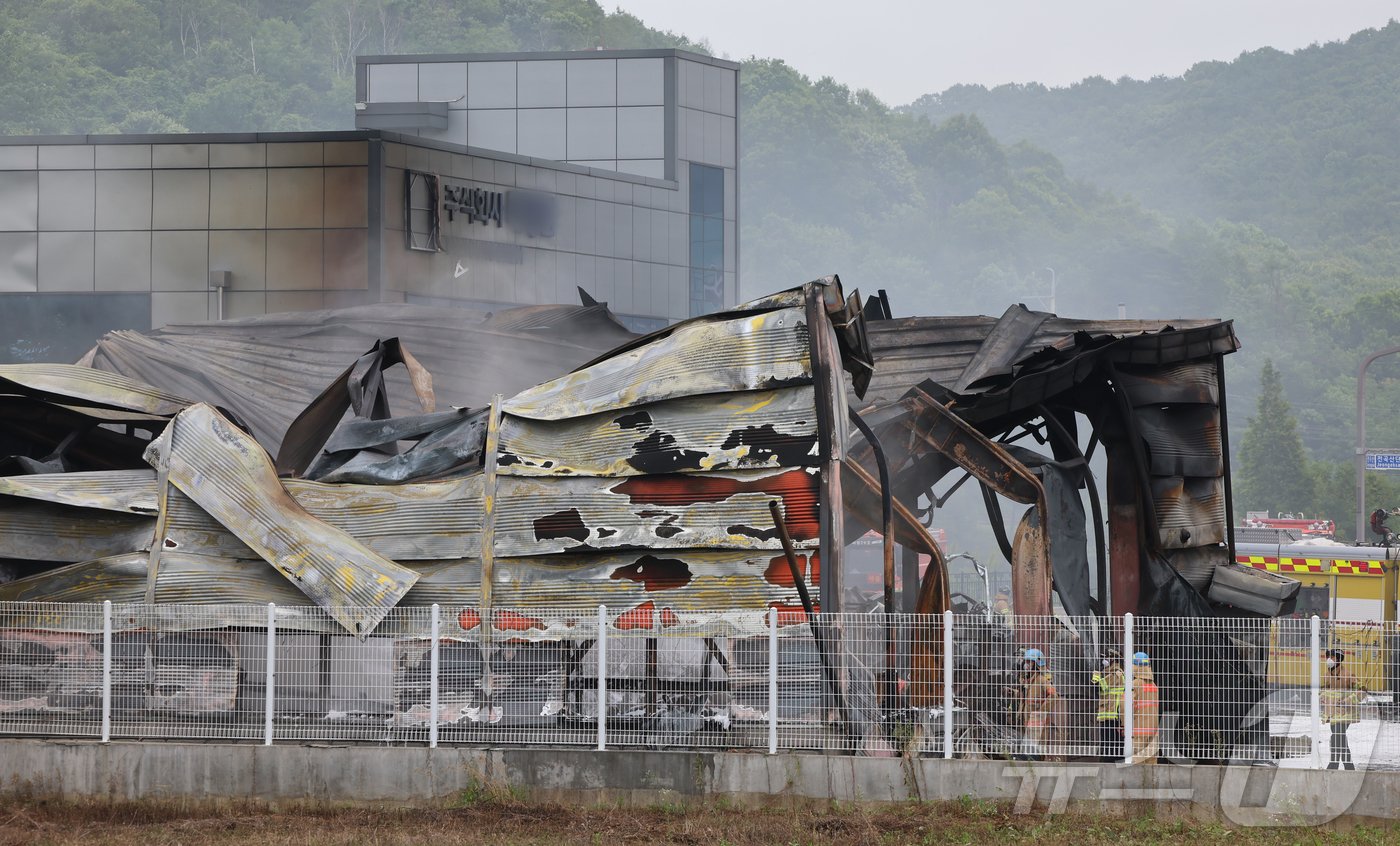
[{"xmin": 1356, "ymin": 346, "xmax": 1400, "ymax": 541}]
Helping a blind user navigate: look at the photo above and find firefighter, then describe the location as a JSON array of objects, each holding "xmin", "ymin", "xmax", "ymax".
[
  {"xmin": 1129, "ymin": 651, "xmax": 1159, "ymax": 764},
  {"xmin": 1369, "ymin": 507, "xmax": 1400, "ymax": 546},
  {"xmin": 1322, "ymin": 647, "xmax": 1366, "ymax": 770},
  {"xmin": 992, "ymin": 590, "xmax": 1012, "ymax": 623},
  {"xmin": 1091, "ymin": 647, "xmax": 1124, "ymax": 761},
  {"xmin": 1015, "ymin": 647, "xmax": 1059, "ymax": 760}
]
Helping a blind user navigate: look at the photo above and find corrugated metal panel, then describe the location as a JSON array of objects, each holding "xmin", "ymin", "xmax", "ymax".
[
  {"xmin": 493, "ymin": 468, "xmax": 820, "ymax": 555},
  {"xmin": 0, "ymin": 499, "xmax": 152, "ymax": 562},
  {"xmin": 0, "ymin": 469, "xmax": 158, "ymax": 514},
  {"xmin": 86, "ymin": 303, "xmax": 634, "ymax": 453},
  {"xmin": 1135, "ymin": 406, "xmax": 1224, "ymax": 478},
  {"xmin": 491, "ymin": 548, "xmax": 819, "ymax": 614},
  {"xmin": 162, "ymin": 479, "xmax": 484, "ymax": 561},
  {"xmin": 503, "ymin": 308, "xmax": 812, "ymax": 421},
  {"xmin": 1152, "ymin": 475, "xmax": 1227, "ymax": 549},
  {"xmin": 149, "ymin": 403, "xmax": 418, "ymax": 636},
  {"xmin": 496, "ymin": 387, "xmax": 817, "ymax": 477},
  {"xmin": 284, "ymin": 477, "xmax": 483, "ymax": 560},
  {"xmin": 0, "ymin": 363, "xmax": 190, "ymax": 415}
]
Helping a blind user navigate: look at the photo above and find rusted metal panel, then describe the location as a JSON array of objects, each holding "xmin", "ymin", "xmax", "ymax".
[
  {"xmin": 1115, "ymin": 361, "xmax": 1219, "ymax": 406},
  {"xmin": 496, "ymin": 387, "xmax": 818, "ymax": 477},
  {"xmin": 147, "ymin": 403, "xmax": 418, "ymax": 636},
  {"xmin": 503, "ymin": 307, "xmax": 812, "ymax": 422},
  {"xmin": 0, "ymin": 470, "xmax": 158, "ymax": 514},
  {"xmin": 1134, "ymin": 405, "xmax": 1223, "ymax": 478},
  {"xmin": 0, "ymin": 499, "xmax": 153, "ymax": 562},
  {"xmin": 493, "ymin": 468, "xmax": 821, "ymax": 556},
  {"xmin": 0, "ymin": 363, "xmax": 190, "ymax": 415},
  {"xmin": 486, "ymin": 548, "xmax": 820, "ymax": 633},
  {"xmin": 1151, "ymin": 475, "xmax": 1227, "ymax": 549}
]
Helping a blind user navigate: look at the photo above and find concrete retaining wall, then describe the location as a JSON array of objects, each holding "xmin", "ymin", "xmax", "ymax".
[{"xmin": 1, "ymin": 739, "xmax": 1396, "ymax": 825}]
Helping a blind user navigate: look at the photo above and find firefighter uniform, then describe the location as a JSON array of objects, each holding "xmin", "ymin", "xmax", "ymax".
[
  {"xmin": 1092, "ymin": 656, "xmax": 1124, "ymax": 761},
  {"xmin": 1129, "ymin": 653, "xmax": 1159, "ymax": 764},
  {"xmin": 1016, "ymin": 649, "xmax": 1059, "ymax": 760},
  {"xmin": 1323, "ymin": 651, "xmax": 1366, "ymax": 770}
]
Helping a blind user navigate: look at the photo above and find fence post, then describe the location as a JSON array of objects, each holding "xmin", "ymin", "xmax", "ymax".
[
  {"xmin": 1122, "ymin": 612, "xmax": 1134, "ymax": 764},
  {"xmin": 101, "ymin": 600, "xmax": 112, "ymax": 743},
  {"xmin": 264, "ymin": 602, "xmax": 276, "ymax": 746},
  {"xmin": 943, "ymin": 610, "xmax": 954, "ymax": 759},
  {"xmin": 597, "ymin": 605, "xmax": 607, "ymax": 751},
  {"xmin": 768, "ymin": 608, "xmax": 778, "ymax": 754},
  {"xmin": 1310, "ymin": 614, "xmax": 1323, "ymax": 769},
  {"xmin": 430, "ymin": 603, "xmax": 441, "ymax": 749}
]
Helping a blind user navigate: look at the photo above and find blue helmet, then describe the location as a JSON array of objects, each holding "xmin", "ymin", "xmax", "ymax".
[
  {"xmin": 1023, "ymin": 648, "xmax": 1046, "ymax": 667},
  {"xmin": 1132, "ymin": 651, "xmax": 1150, "ymax": 667}
]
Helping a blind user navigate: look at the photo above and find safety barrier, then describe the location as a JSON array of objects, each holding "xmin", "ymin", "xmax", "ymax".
[{"xmin": 0, "ymin": 602, "xmax": 1394, "ymax": 768}]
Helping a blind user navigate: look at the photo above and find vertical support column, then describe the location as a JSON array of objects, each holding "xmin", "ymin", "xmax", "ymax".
[
  {"xmin": 768, "ymin": 608, "xmax": 778, "ymax": 755},
  {"xmin": 1310, "ymin": 614, "xmax": 1323, "ymax": 769},
  {"xmin": 1122, "ymin": 613, "xmax": 1134, "ymax": 764},
  {"xmin": 596, "ymin": 605, "xmax": 607, "ymax": 752},
  {"xmin": 264, "ymin": 602, "xmax": 276, "ymax": 747},
  {"xmin": 943, "ymin": 609, "xmax": 954, "ymax": 759},
  {"xmin": 430, "ymin": 603, "xmax": 441, "ymax": 749},
  {"xmin": 101, "ymin": 600, "xmax": 112, "ymax": 743}
]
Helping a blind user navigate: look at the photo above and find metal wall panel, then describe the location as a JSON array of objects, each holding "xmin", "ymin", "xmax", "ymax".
[
  {"xmin": 94, "ymin": 171, "xmax": 152, "ymax": 231},
  {"xmin": 37, "ymin": 171, "xmax": 94, "ymax": 231},
  {"xmin": 0, "ymin": 171, "xmax": 38, "ymax": 231},
  {"xmin": 466, "ymin": 61, "xmax": 516, "ymax": 108},
  {"xmin": 418, "ymin": 61, "xmax": 467, "ymax": 103},
  {"xmin": 503, "ymin": 306, "xmax": 811, "ymax": 421},
  {"xmin": 95, "ymin": 231, "xmax": 152, "ymax": 292},
  {"xmin": 566, "ymin": 59, "xmax": 616, "ymax": 107},
  {"xmin": 618, "ymin": 58, "xmax": 664, "ymax": 106},
  {"xmin": 266, "ymin": 168, "xmax": 324, "ymax": 229},
  {"xmin": 266, "ymin": 230, "xmax": 322, "ymax": 290},
  {"xmin": 567, "ymin": 108, "xmax": 617, "ymax": 160},
  {"xmin": 152, "ymin": 144, "xmax": 209, "ymax": 169},
  {"xmin": 0, "ymin": 233, "xmax": 38, "ymax": 292},
  {"xmin": 151, "ymin": 170, "xmax": 210, "ymax": 230},
  {"xmin": 208, "ymin": 169, "xmax": 268, "ymax": 229},
  {"xmin": 151, "ymin": 231, "xmax": 209, "ymax": 292},
  {"xmin": 209, "ymin": 143, "xmax": 266, "ymax": 169},
  {"xmin": 37, "ymin": 231, "xmax": 94, "ymax": 292},
  {"xmin": 323, "ymin": 229, "xmax": 368, "ymax": 290},
  {"xmin": 517, "ymin": 60, "xmax": 565, "ymax": 107},
  {"xmin": 266, "ymin": 143, "xmax": 322, "ymax": 167},
  {"xmin": 323, "ymin": 167, "xmax": 368, "ymax": 228},
  {"xmin": 208, "ymin": 230, "xmax": 266, "ymax": 290},
  {"xmin": 38, "ymin": 146, "xmax": 94, "ymax": 170}
]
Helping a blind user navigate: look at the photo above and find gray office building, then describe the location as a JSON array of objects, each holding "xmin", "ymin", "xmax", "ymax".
[{"xmin": 0, "ymin": 49, "xmax": 739, "ymax": 362}]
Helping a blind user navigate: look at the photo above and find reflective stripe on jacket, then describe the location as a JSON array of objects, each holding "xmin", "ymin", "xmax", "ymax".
[
  {"xmin": 1093, "ymin": 665, "xmax": 1124, "ymax": 722},
  {"xmin": 1322, "ymin": 665, "xmax": 1365, "ymax": 724}
]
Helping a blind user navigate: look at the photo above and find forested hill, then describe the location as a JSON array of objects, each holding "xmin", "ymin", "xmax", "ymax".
[{"xmin": 907, "ymin": 22, "xmax": 1400, "ymax": 263}]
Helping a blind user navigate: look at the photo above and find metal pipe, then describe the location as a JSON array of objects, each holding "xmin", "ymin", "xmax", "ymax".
[
  {"xmin": 1355, "ymin": 346, "xmax": 1400, "ymax": 542},
  {"xmin": 265, "ymin": 602, "xmax": 276, "ymax": 746},
  {"xmin": 769, "ymin": 499, "xmax": 850, "ymax": 738},
  {"xmin": 429, "ymin": 603, "xmax": 440, "ymax": 749},
  {"xmin": 101, "ymin": 600, "xmax": 111, "ymax": 744},
  {"xmin": 1216, "ymin": 354, "xmax": 1236, "ymax": 567},
  {"xmin": 768, "ymin": 608, "xmax": 778, "ymax": 754},
  {"xmin": 597, "ymin": 605, "xmax": 607, "ymax": 751},
  {"xmin": 847, "ymin": 408, "xmax": 896, "ymax": 711}
]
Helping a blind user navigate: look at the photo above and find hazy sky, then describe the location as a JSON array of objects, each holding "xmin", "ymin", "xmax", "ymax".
[{"xmin": 614, "ymin": 1, "xmax": 1398, "ymax": 105}]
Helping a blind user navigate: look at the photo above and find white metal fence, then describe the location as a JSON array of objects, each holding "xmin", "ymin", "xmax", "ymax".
[{"xmin": 0, "ymin": 601, "xmax": 1395, "ymax": 768}]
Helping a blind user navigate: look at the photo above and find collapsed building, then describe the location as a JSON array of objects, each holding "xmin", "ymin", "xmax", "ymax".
[{"xmin": 0, "ymin": 277, "xmax": 1288, "ymax": 756}]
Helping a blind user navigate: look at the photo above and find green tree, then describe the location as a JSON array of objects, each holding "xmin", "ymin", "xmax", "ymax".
[{"xmin": 1235, "ymin": 359, "xmax": 1315, "ymax": 517}]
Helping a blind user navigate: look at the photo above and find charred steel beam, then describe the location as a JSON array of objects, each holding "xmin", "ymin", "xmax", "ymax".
[
  {"xmin": 769, "ymin": 499, "xmax": 850, "ymax": 738},
  {"xmin": 806, "ymin": 280, "xmax": 847, "ymax": 612},
  {"xmin": 847, "ymin": 407, "xmax": 897, "ymax": 712},
  {"xmin": 900, "ymin": 389, "xmax": 1050, "ymax": 618},
  {"xmin": 478, "ymin": 395, "xmax": 504, "ymax": 707},
  {"xmin": 1216, "ymin": 354, "xmax": 1236, "ymax": 566}
]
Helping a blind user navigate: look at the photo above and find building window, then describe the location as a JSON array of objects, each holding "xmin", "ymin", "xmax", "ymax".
[{"xmin": 688, "ymin": 163, "xmax": 724, "ymax": 317}]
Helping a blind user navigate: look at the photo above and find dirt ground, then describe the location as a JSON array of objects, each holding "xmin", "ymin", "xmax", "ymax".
[{"xmin": 0, "ymin": 797, "xmax": 1395, "ymax": 846}]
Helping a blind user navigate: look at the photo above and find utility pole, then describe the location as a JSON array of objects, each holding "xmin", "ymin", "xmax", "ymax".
[
  {"xmin": 1045, "ymin": 267, "xmax": 1057, "ymax": 314},
  {"xmin": 1355, "ymin": 346, "xmax": 1400, "ymax": 541}
]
